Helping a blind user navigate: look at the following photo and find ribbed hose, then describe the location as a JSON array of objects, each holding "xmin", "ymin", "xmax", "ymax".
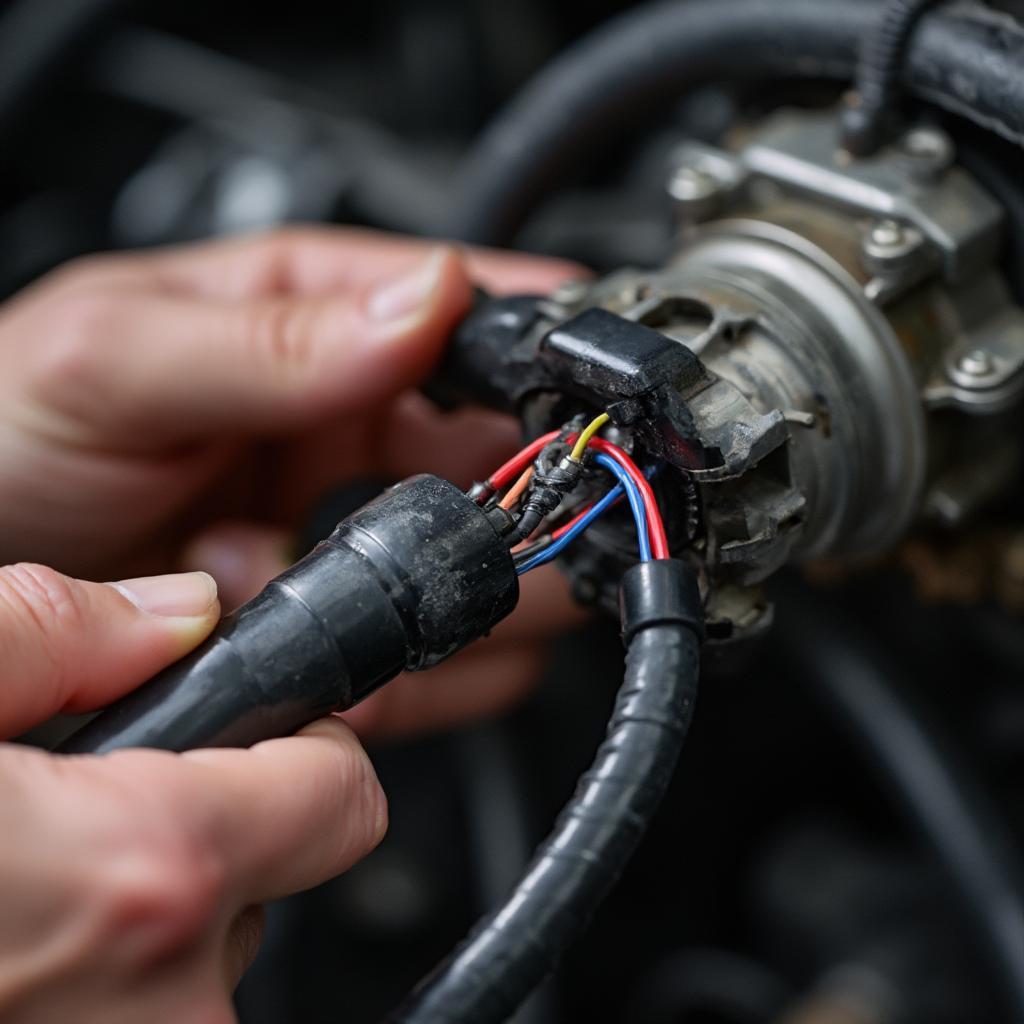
[
  {"xmin": 388, "ymin": 561, "xmax": 702, "ymax": 1024},
  {"xmin": 447, "ymin": 0, "xmax": 1024, "ymax": 246},
  {"xmin": 841, "ymin": 0, "xmax": 943, "ymax": 155}
]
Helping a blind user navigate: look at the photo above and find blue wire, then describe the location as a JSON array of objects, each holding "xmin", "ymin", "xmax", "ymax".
[
  {"xmin": 515, "ymin": 453, "xmax": 651, "ymax": 574},
  {"xmin": 594, "ymin": 453, "xmax": 651, "ymax": 563},
  {"xmin": 515, "ymin": 482, "xmax": 624, "ymax": 574}
]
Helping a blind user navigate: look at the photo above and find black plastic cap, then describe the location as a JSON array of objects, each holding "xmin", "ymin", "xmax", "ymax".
[
  {"xmin": 618, "ymin": 559, "xmax": 704, "ymax": 645},
  {"xmin": 540, "ymin": 308, "xmax": 709, "ymax": 399}
]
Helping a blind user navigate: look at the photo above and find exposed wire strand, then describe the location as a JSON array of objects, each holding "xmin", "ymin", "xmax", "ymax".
[{"xmin": 479, "ymin": 424, "xmax": 669, "ymax": 559}]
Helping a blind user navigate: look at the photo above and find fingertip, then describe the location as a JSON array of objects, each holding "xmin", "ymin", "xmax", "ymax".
[
  {"xmin": 268, "ymin": 715, "xmax": 389, "ymax": 849},
  {"xmin": 462, "ymin": 247, "xmax": 591, "ymax": 296},
  {"xmin": 105, "ymin": 571, "xmax": 221, "ymax": 650},
  {"xmin": 310, "ymin": 715, "xmax": 390, "ymax": 848},
  {"xmin": 357, "ymin": 245, "xmax": 472, "ymax": 372},
  {"xmin": 365, "ymin": 245, "xmax": 467, "ymax": 324},
  {"xmin": 294, "ymin": 713, "xmax": 360, "ymax": 745},
  {"xmin": 297, "ymin": 247, "xmax": 470, "ymax": 419}
]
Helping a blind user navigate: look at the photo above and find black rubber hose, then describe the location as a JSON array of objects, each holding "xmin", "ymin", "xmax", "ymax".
[
  {"xmin": 0, "ymin": 0, "xmax": 130, "ymax": 141},
  {"xmin": 448, "ymin": 0, "xmax": 1024, "ymax": 246},
  {"xmin": 387, "ymin": 559, "xmax": 703, "ymax": 1024},
  {"xmin": 841, "ymin": 0, "xmax": 943, "ymax": 156},
  {"xmin": 776, "ymin": 595, "xmax": 1024, "ymax": 1023}
]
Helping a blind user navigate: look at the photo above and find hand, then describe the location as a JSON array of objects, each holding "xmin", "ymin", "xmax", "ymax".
[
  {"xmin": 0, "ymin": 228, "xmax": 587, "ymax": 738},
  {"xmin": 0, "ymin": 564, "xmax": 386, "ymax": 1023}
]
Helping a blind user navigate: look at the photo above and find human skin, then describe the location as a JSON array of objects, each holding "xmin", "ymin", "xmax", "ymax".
[{"xmin": 0, "ymin": 229, "xmax": 586, "ymax": 1021}]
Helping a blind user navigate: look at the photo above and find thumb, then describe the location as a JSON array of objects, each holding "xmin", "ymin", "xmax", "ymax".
[
  {"xmin": 34, "ymin": 246, "xmax": 471, "ymax": 446},
  {"xmin": 0, "ymin": 564, "xmax": 219, "ymax": 738}
]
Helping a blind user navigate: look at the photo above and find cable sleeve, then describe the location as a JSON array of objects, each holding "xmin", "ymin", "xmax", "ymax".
[
  {"xmin": 448, "ymin": 0, "xmax": 1024, "ymax": 246},
  {"xmin": 388, "ymin": 559, "xmax": 702, "ymax": 1024},
  {"xmin": 57, "ymin": 476, "xmax": 518, "ymax": 754},
  {"xmin": 841, "ymin": 0, "xmax": 942, "ymax": 155}
]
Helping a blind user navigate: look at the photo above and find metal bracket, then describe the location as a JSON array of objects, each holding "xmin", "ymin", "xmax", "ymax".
[{"xmin": 669, "ymin": 110, "xmax": 1003, "ymax": 286}]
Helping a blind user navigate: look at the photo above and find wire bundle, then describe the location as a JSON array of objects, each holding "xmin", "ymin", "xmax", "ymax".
[{"xmin": 472, "ymin": 413, "xmax": 669, "ymax": 574}]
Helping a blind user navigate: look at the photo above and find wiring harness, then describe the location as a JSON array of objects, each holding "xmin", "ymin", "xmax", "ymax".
[
  {"xmin": 368, "ymin": 418, "xmax": 701, "ymax": 1024},
  {"xmin": 61, "ymin": 408, "xmax": 701, "ymax": 1024},
  {"xmin": 470, "ymin": 413, "xmax": 671, "ymax": 577},
  {"xmin": 389, "ymin": 556, "xmax": 703, "ymax": 1024}
]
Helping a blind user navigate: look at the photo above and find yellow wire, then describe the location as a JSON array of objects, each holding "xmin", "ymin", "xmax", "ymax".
[{"xmin": 569, "ymin": 412, "xmax": 611, "ymax": 462}]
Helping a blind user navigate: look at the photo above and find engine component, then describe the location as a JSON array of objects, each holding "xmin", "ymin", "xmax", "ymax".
[
  {"xmin": 443, "ymin": 107, "xmax": 1024, "ymax": 640},
  {"xmin": 59, "ymin": 475, "xmax": 519, "ymax": 753},
  {"xmin": 448, "ymin": 0, "xmax": 1024, "ymax": 247}
]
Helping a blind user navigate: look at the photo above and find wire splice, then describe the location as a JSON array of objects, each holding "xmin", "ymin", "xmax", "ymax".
[
  {"xmin": 481, "ymin": 421, "xmax": 669, "ymax": 563},
  {"xmin": 479, "ymin": 429, "xmax": 562, "ymax": 501},
  {"xmin": 515, "ymin": 480, "xmax": 625, "ymax": 574}
]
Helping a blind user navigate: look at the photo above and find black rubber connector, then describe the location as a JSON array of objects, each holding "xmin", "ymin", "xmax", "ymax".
[
  {"xmin": 58, "ymin": 475, "xmax": 519, "ymax": 754},
  {"xmin": 619, "ymin": 559, "xmax": 704, "ymax": 644}
]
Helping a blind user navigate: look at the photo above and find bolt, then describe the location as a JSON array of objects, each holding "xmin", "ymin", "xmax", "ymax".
[
  {"xmin": 901, "ymin": 126, "xmax": 954, "ymax": 178},
  {"xmin": 550, "ymin": 278, "xmax": 589, "ymax": 307},
  {"xmin": 667, "ymin": 165, "xmax": 720, "ymax": 203},
  {"xmin": 861, "ymin": 218, "xmax": 924, "ymax": 278},
  {"xmin": 868, "ymin": 219, "xmax": 905, "ymax": 250},
  {"xmin": 958, "ymin": 348, "xmax": 995, "ymax": 377}
]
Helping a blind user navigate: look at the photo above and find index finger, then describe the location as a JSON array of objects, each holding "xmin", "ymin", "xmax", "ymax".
[{"xmin": 127, "ymin": 226, "xmax": 586, "ymax": 300}]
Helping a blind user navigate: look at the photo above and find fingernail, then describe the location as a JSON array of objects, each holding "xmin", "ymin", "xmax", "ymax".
[
  {"xmin": 366, "ymin": 249, "xmax": 448, "ymax": 323},
  {"xmin": 110, "ymin": 572, "xmax": 218, "ymax": 618}
]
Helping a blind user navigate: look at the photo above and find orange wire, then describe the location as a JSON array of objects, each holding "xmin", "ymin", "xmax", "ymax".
[{"xmin": 499, "ymin": 466, "xmax": 535, "ymax": 509}]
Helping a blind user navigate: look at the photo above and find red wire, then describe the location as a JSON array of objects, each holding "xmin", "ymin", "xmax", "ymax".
[
  {"xmin": 587, "ymin": 438, "xmax": 670, "ymax": 558},
  {"xmin": 484, "ymin": 428, "xmax": 670, "ymax": 557},
  {"xmin": 486, "ymin": 430, "xmax": 562, "ymax": 492},
  {"xmin": 552, "ymin": 503, "xmax": 592, "ymax": 539}
]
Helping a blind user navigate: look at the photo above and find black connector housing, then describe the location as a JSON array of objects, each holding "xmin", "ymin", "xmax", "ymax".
[
  {"xmin": 619, "ymin": 558, "xmax": 704, "ymax": 643},
  {"xmin": 59, "ymin": 475, "xmax": 518, "ymax": 754}
]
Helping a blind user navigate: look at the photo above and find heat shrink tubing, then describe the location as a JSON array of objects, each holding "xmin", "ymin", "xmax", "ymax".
[{"xmin": 58, "ymin": 475, "xmax": 519, "ymax": 754}]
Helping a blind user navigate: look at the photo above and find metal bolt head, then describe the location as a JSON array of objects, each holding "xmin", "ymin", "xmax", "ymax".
[
  {"xmin": 958, "ymin": 348, "xmax": 996, "ymax": 377},
  {"xmin": 667, "ymin": 165, "xmax": 720, "ymax": 203},
  {"xmin": 861, "ymin": 219, "xmax": 924, "ymax": 279},
  {"xmin": 901, "ymin": 126, "xmax": 954, "ymax": 178},
  {"xmin": 549, "ymin": 278, "xmax": 590, "ymax": 307},
  {"xmin": 868, "ymin": 219, "xmax": 905, "ymax": 250}
]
